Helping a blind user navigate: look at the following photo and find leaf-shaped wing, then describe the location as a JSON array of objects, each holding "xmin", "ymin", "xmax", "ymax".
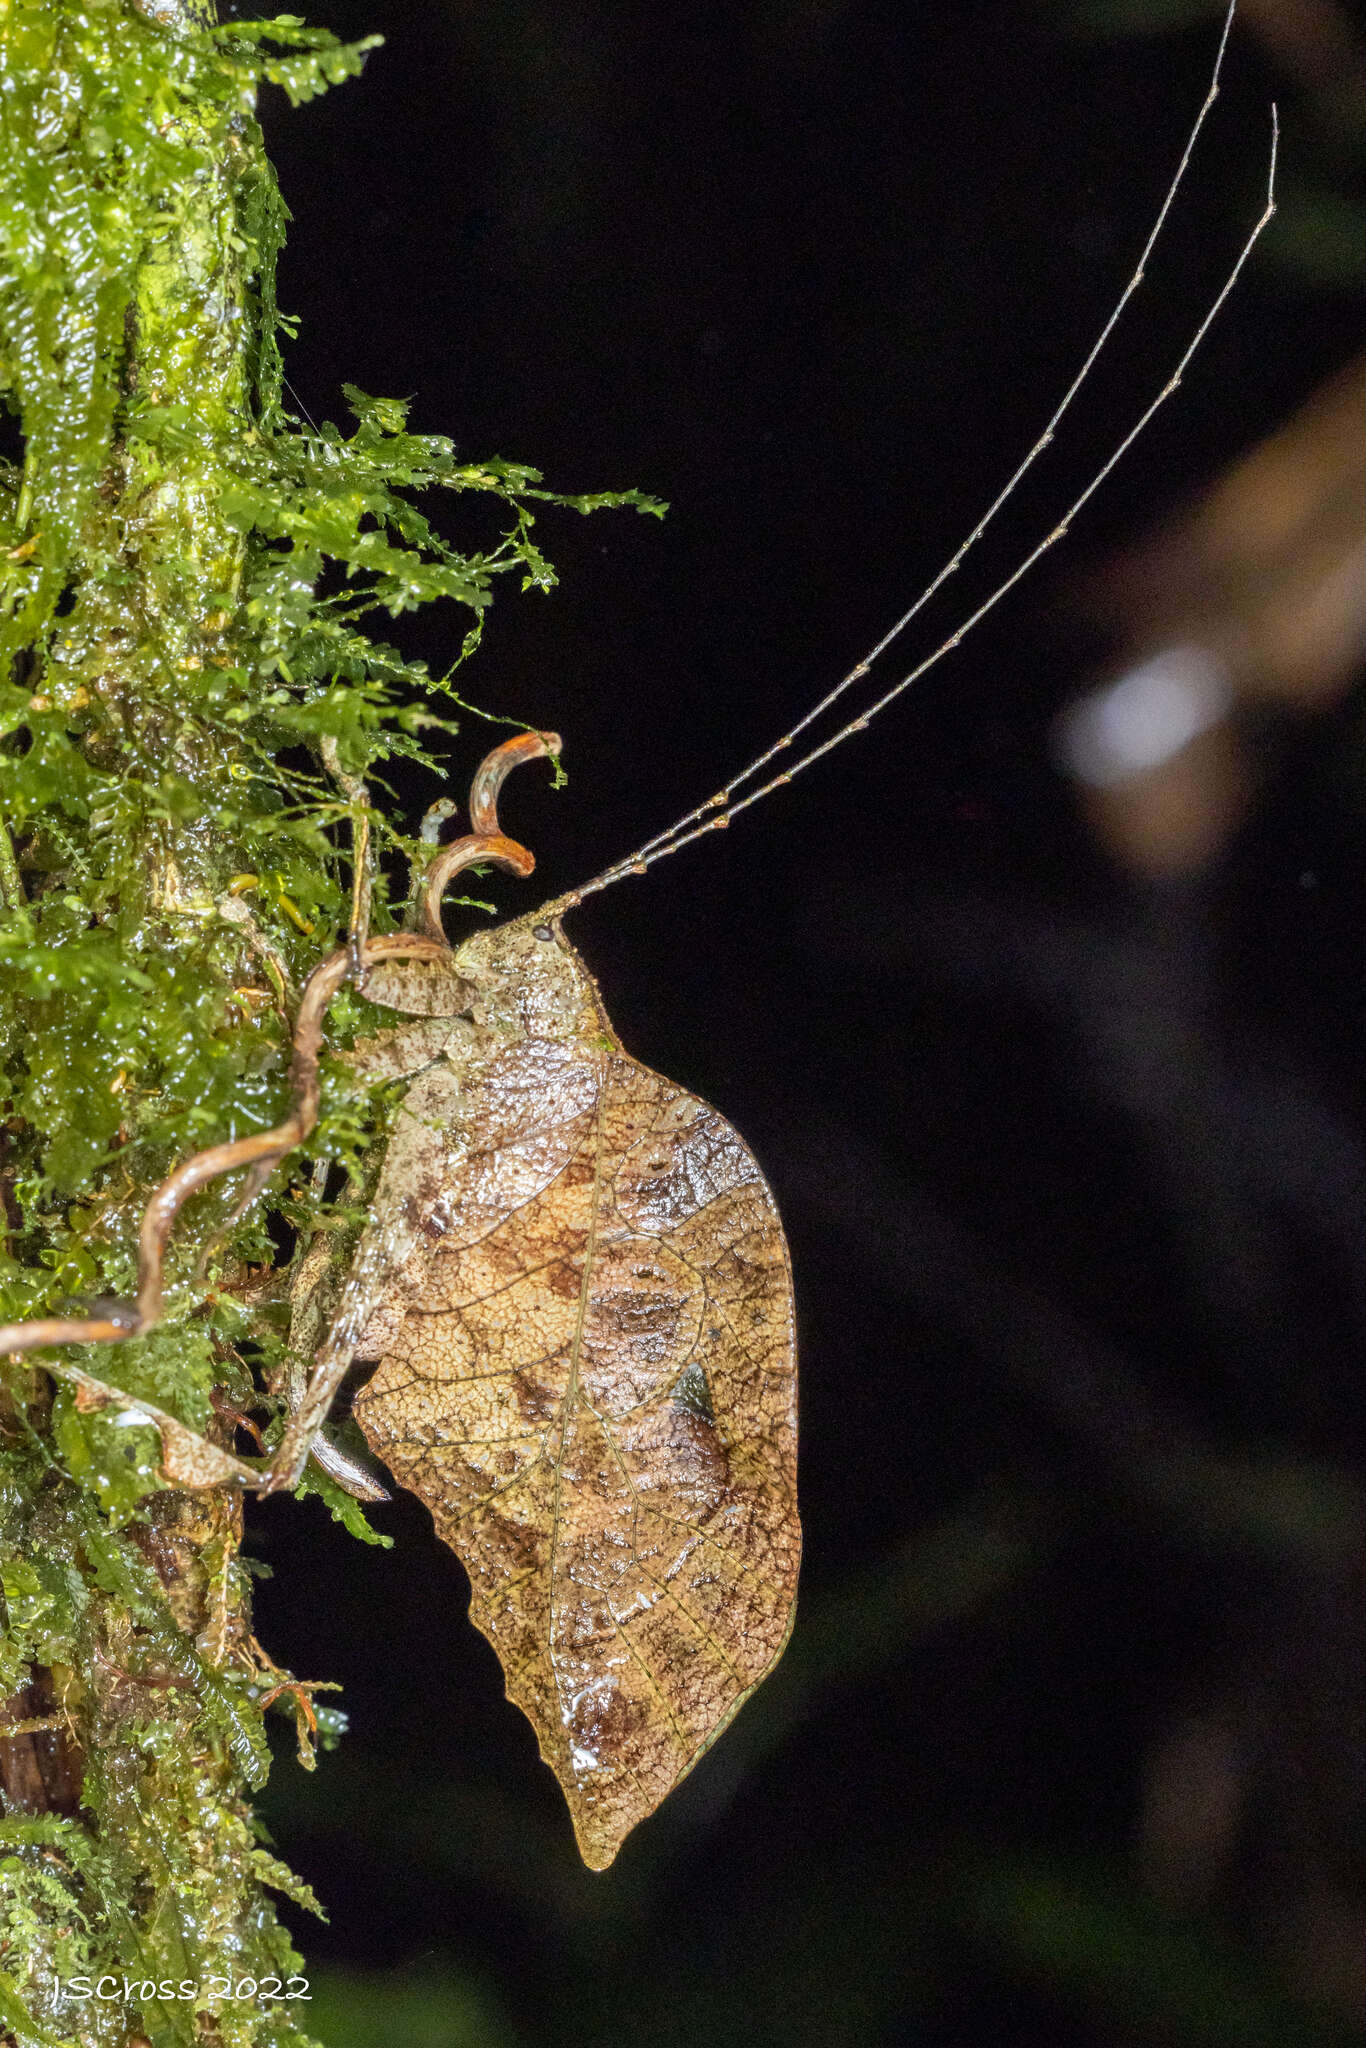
[{"xmin": 351, "ymin": 1019, "xmax": 799, "ymax": 1869}]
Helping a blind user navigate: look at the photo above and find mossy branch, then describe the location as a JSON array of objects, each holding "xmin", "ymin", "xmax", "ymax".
[{"xmin": 0, "ymin": 4, "xmax": 660, "ymax": 2041}]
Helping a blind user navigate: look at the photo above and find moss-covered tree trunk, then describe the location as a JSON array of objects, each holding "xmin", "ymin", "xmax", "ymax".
[
  {"xmin": 0, "ymin": 4, "xmax": 655, "ymax": 2041},
  {"xmin": 0, "ymin": 6, "xmax": 342, "ymax": 2043}
]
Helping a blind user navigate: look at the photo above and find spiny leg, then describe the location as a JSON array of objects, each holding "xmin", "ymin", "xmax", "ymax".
[
  {"xmin": 0, "ymin": 934, "xmax": 453, "ymax": 1492},
  {"xmin": 0, "ymin": 733, "xmax": 560, "ymax": 1497},
  {"xmin": 263, "ymin": 813, "xmax": 541, "ymax": 1491}
]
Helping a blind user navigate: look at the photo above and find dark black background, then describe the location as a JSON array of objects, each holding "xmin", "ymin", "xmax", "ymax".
[{"xmin": 238, "ymin": 4, "xmax": 1366, "ymax": 2042}]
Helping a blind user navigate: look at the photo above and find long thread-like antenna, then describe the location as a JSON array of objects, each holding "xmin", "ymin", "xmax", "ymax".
[{"xmin": 563, "ymin": 1, "xmax": 1276, "ymax": 909}]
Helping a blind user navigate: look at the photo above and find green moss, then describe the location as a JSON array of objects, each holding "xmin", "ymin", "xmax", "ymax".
[{"xmin": 0, "ymin": 3, "xmax": 661, "ymax": 2040}]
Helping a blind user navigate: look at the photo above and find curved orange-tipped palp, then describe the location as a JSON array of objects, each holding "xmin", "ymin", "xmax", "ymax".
[{"xmin": 467, "ymin": 729, "xmax": 560, "ymax": 838}]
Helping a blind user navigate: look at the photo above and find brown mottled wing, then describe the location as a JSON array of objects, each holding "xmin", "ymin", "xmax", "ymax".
[{"xmin": 352, "ymin": 1033, "xmax": 799, "ymax": 1870}]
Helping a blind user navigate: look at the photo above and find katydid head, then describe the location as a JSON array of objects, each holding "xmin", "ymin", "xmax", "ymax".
[{"xmin": 448, "ymin": 909, "xmax": 602, "ymax": 1044}]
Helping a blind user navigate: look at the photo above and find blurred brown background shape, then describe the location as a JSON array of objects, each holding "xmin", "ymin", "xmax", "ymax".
[
  {"xmin": 1054, "ymin": 0, "xmax": 1366, "ymax": 880},
  {"xmin": 1060, "ymin": 346, "xmax": 1366, "ymax": 874}
]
